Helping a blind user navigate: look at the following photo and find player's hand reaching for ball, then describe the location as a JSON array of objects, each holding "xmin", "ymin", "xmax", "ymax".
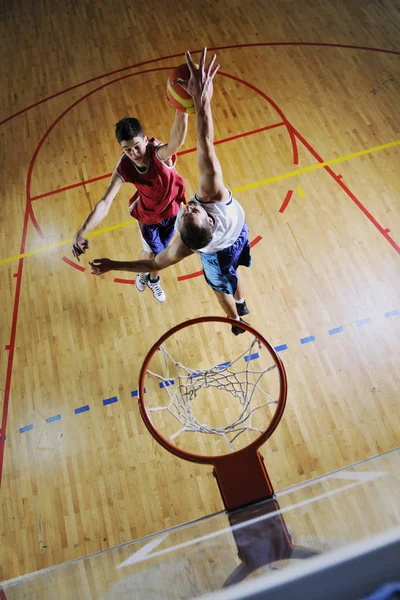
[
  {"xmin": 89, "ymin": 258, "xmax": 114, "ymax": 275},
  {"xmin": 175, "ymin": 48, "xmax": 219, "ymax": 105},
  {"xmin": 72, "ymin": 231, "xmax": 89, "ymax": 261}
]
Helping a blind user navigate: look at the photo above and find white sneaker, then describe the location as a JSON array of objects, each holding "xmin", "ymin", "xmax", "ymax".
[
  {"xmin": 147, "ymin": 277, "xmax": 166, "ymax": 303},
  {"xmin": 135, "ymin": 272, "xmax": 149, "ymax": 292}
]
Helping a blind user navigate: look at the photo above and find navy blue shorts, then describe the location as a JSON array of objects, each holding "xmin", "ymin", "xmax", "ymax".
[
  {"xmin": 199, "ymin": 222, "xmax": 252, "ymax": 295},
  {"xmin": 138, "ymin": 217, "xmax": 176, "ymax": 256}
]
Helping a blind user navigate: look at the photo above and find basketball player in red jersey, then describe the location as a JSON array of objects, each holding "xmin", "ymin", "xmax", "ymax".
[{"xmin": 72, "ymin": 111, "xmax": 188, "ymax": 303}]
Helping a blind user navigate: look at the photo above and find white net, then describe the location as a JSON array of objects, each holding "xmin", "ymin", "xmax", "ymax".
[{"xmin": 146, "ymin": 336, "xmax": 279, "ymax": 452}]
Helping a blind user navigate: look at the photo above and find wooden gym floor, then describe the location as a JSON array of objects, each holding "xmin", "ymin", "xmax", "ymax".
[{"xmin": 0, "ymin": 0, "xmax": 399, "ymax": 582}]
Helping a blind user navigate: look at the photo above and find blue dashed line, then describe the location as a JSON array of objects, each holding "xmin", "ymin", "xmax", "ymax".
[
  {"xmin": 244, "ymin": 352, "xmax": 259, "ymax": 362},
  {"xmin": 300, "ymin": 335, "xmax": 316, "ymax": 344},
  {"xmin": 159, "ymin": 380, "xmax": 175, "ymax": 388},
  {"xmin": 356, "ymin": 318, "xmax": 371, "ymax": 327},
  {"xmin": 75, "ymin": 405, "xmax": 90, "ymax": 415},
  {"xmin": 274, "ymin": 344, "xmax": 288, "ymax": 352},
  {"xmin": 217, "ymin": 361, "xmax": 230, "ymax": 369},
  {"xmin": 19, "ymin": 424, "xmax": 33, "ymax": 433},
  {"xmin": 14, "ymin": 307, "xmax": 399, "ymax": 438},
  {"xmin": 328, "ymin": 326, "xmax": 344, "ymax": 335},
  {"xmin": 131, "ymin": 389, "xmax": 146, "ymax": 397},
  {"xmin": 103, "ymin": 396, "xmax": 118, "ymax": 406},
  {"xmin": 46, "ymin": 414, "xmax": 61, "ymax": 423}
]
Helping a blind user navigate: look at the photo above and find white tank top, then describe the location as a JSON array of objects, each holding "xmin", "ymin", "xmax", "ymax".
[{"xmin": 175, "ymin": 192, "xmax": 245, "ymax": 253}]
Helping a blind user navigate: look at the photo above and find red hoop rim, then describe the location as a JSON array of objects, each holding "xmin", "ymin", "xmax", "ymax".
[{"xmin": 137, "ymin": 316, "xmax": 287, "ymax": 467}]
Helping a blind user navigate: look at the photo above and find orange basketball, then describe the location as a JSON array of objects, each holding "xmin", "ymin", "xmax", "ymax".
[{"xmin": 167, "ymin": 64, "xmax": 195, "ymax": 114}]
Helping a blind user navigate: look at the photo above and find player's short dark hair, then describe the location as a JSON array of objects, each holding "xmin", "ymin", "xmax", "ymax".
[
  {"xmin": 180, "ymin": 220, "xmax": 213, "ymax": 250},
  {"xmin": 115, "ymin": 118, "xmax": 144, "ymax": 143}
]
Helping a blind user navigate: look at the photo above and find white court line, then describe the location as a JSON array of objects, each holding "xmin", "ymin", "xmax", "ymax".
[
  {"xmin": 327, "ymin": 471, "xmax": 387, "ymax": 483},
  {"xmin": 117, "ymin": 533, "xmax": 169, "ymax": 568},
  {"xmin": 116, "ymin": 470, "xmax": 387, "ymax": 570}
]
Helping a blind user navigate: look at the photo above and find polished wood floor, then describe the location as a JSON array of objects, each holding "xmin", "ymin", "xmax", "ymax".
[{"xmin": 1, "ymin": 0, "xmax": 399, "ymax": 583}]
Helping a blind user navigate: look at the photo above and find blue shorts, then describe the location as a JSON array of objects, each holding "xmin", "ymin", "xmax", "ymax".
[
  {"xmin": 199, "ymin": 222, "xmax": 252, "ymax": 295},
  {"xmin": 138, "ymin": 217, "xmax": 176, "ymax": 256}
]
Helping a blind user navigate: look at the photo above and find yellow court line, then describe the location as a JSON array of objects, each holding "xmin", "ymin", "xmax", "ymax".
[
  {"xmin": 1, "ymin": 138, "xmax": 399, "ymax": 267},
  {"xmin": 231, "ymin": 138, "xmax": 400, "ymax": 194},
  {"xmin": 0, "ymin": 220, "xmax": 135, "ymax": 266},
  {"xmin": 296, "ymin": 187, "xmax": 305, "ymax": 198}
]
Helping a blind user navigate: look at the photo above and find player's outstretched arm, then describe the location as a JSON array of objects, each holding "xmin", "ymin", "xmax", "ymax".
[
  {"xmin": 72, "ymin": 170, "xmax": 123, "ymax": 260},
  {"xmin": 157, "ymin": 111, "xmax": 188, "ymax": 164},
  {"xmin": 176, "ymin": 48, "xmax": 229, "ymax": 204},
  {"xmin": 89, "ymin": 235, "xmax": 193, "ymax": 275}
]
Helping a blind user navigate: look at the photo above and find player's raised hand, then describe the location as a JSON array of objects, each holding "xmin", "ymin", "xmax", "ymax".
[
  {"xmin": 89, "ymin": 258, "xmax": 113, "ymax": 275},
  {"xmin": 72, "ymin": 231, "xmax": 89, "ymax": 261},
  {"xmin": 175, "ymin": 48, "xmax": 219, "ymax": 104}
]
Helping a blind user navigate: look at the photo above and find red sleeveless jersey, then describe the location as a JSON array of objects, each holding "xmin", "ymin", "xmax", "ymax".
[{"xmin": 116, "ymin": 138, "xmax": 186, "ymax": 225}]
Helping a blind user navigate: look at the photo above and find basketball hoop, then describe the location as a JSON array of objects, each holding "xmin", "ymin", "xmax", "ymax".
[{"xmin": 138, "ymin": 316, "xmax": 287, "ymax": 510}]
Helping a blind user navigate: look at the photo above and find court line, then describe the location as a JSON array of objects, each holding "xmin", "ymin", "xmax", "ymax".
[
  {"xmin": 1, "ymin": 139, "xmax": 399, "ymax": 268},
  {"xmin": 279, "ymin": 190, "xmax": 293, "ymax": 213}
]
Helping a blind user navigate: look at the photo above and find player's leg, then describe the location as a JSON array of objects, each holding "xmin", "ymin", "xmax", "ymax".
[
  {"xmin": 214, "ymin": 223, "xmax": 251, "ymax": 319},
  {"xmin": 145, "ymin": 216, "xmax": 177, "ymax": 302},
  {"xmin": 213, "ymin": 290, "xmax": 239, "ymax": 319},
  {"xmin": 200, "ymin": 252, "xmax": 247, "ymax": 335},
  {"xmin": 136, "ymin": 222, "xmax": 165, "ymax": 302},
  {"xmin": 145, "ymin": 222, "xmax": 169, "ymax": 303},
  {"xmin": 139, "ymin": 249, "xmax": 159, "ymax": 279},
  {"xmin": 233, "ymin": 269, "xmax": 250, "ymax": 316}
]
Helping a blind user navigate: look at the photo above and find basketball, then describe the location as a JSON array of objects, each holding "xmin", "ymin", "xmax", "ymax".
[{"xmin": 167, "ymin": 64, "xmax": 195, "ymax": 114}]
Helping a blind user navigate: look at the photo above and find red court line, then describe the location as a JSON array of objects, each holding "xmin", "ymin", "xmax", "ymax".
[
  {"xmin": 177, "ymin": 235, "xmax": 263, "ymax": 281},
  {"xmin": 178, "ymin": 269, "xmax": 204, "ymax": 282},
  {"xmin": 250, "ymin": 235, "xmax": 263, "ymax": 247},
  {"xmin": 0, "ymin": 260, "xmax": 24, "ymax": 485},
  {"xmin": 31, "ymin": 123, "xmax": 285, "ymax": 201},
  {"xmin": 180, "ymin": 123, "xmax": 284, "ymax": 155},
  {"xmin": 27, "ymin": 203, "xmax": 46, "ymax": 239},
  {"xmin": 0, "ymin": 135, "xmax": 41, "ymax": 483},
  {"xmin": 31, "ymin": 174, "xmax": 112, "ymax": 200},
  {"xmin": 287, "ymin": 126, "xmax": 299, "ymax": 165},
  {"xmin": 279, "ymin": 190, "xmax": 294, "ymax": 213},
  {"xmin": 114, "ymin": 278, "xmax": 135, "ymax": 284},
  {"xmin": 1, "ymin": 42, "xmax": 399, "ymax": 126},
  {"xmin": 291, "ymin": 127, "xmax": 400, "ymax": 255},
  {"xmin": 61, "ymin": 256, "xmax": 86, "ymax": 272}
]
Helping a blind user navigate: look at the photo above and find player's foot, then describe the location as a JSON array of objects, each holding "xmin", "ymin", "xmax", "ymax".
[
  {"xmin": 231, "ymin": 318, "xmax": 248, "ymax": 336},
  {"xmin": 148, "ymin": 277, "xmax": 166, "ymax": 304},
  {"xmin": 135, "ymin": 272, "xmax": 149, "ymax": 292},
  {"xmin": 235, "ymin": 299, "xmax": 249, "ymax": 317}
]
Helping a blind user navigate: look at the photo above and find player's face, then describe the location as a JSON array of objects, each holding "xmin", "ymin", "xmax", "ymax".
[
  {"xmin": 120, "ymin": 136, "xmax": 148, "ymax": 166},
  {"xmin": 182, "ymin": 201, "xmax": 212, "ymax": 227}
]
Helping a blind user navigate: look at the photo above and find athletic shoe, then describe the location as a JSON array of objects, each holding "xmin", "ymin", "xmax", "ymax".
[
  {"xmin": 148, "ymin": 277, "xmax": 166, "ymax": 304},
  {"xmin": 135, "ymin": 272, "xmax": 149, "ymax": 292},
  {"xmin": 235, "ymin": 300, "xmax": 249, "ymax": 317},
  {"xmin": 231, "ymin": 318, "xmax": 248, "ymax": 336}
]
